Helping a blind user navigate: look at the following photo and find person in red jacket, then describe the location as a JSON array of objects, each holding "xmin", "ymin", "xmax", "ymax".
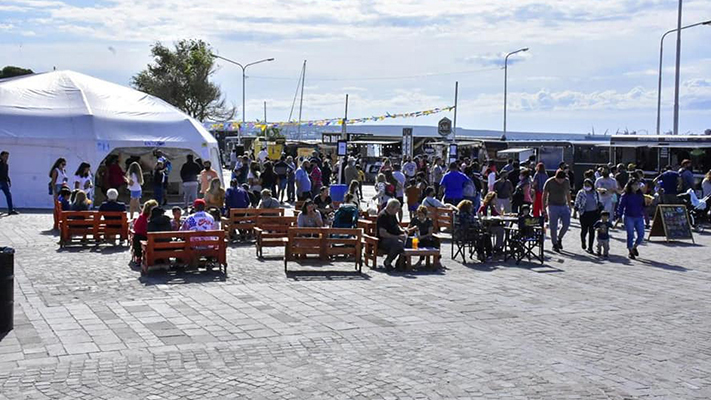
[{"xmin": 132, "ymin": 199, "xmax": 158, "ymax": 261}]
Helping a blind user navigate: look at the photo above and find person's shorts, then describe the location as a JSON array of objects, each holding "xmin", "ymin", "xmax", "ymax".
[
  {"xmin": 130, "ymin": 190, "xmax": 142, "ymax": 199},
  {"xmin": 278, "ymin": 178, "xmax": 287, "ymax": 189}
]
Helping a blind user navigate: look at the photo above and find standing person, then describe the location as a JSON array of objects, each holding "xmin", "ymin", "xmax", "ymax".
[
  {"xmin": 512, "ymin": 168, "xmax": 532, "ymax": 215},
  {"xmin": 617, "ymin": 179, "xmax": 646, "ymax": 260},
  {"xmin": 49, "ymin": 158, "xmax": 69, "ymax": 200},
  {"xmin": 431, "ymin": 157, "xmax": 444, "ymax": 196},
  {"xmin": 295, "ymin": 160, "xmax": 312, "ymax": 201},
  {"xmin": 702, "ymin": 170, "xmax": 711, "ymax": 198},
  {"xmin": 237, "ymin": 156, "xmax": 250, "ymax": 184},
  {"xmin": 285, "ymin": 156, "xmax": 296, "ymax": 202},
  {"xmin": 531, "ymin": 163, "xmax": 548, "ymax": 217},
  {"xmin": 403, "ymin": 156, "xmax": 417, "ymax": 181},
  {"xmin": 344, "ymin": 158, "xmax": 358, "ymax": 188},
  {"xmin": 574, "ymin": 179, "xmax": 602, "ymax": 254},
  {"xmin": 392, "ymin": 164, "xmax": 407, "ymax": 208},
  {"xmin": 229, "ymin": 148, "xmax": 238, "ymax": 172},
  {"xmin": 204, "ymin": 178, "xmax": 225, "ymax": 210},
  {"xmin": 379, "ymin": 158, "xmax": 392, "ymax": 174},
  {"xmin": 180, "ymin": 154, "xmax": 202, "ymax": 209},
  {"xmin": 509, "ymin": 161, "xmax": 521, "ymax": 188},
  {"xmin": 107, "ymin": 156, "xmax": 125, "ymax": 191},
  {"xmin": 501, "ymin": 159, "xmax": 514, "ymax": 174},
  {"xmin": 377, "ymin": 199, "xmax": 406, "ymax": 270},
  {"xmin": 309, "ymin": 151, "xmax": 322, "ymax": 168},
  {"xmin": 347, "ymin": 180, "xmax": 361, "ymax": 207},
  {"xmin": 652, "ymin": 166, "xmax": 681, "ymax": 204},
  {"xmin": 257, "ymin": 147, "xmax": 269, "ymax": 164},
  {"xmin": 152, "ymin": 161, "xmax": 166, "ymax": 205},
  {"xmin": 274, "ymin": 156, "xmax": 289, "ymax": 202},
  {"xmin": 125, "ymin": 161, "xmax": 144, "ymax": 219},
  {"xmin": 260, "ymin": 161, "xmax": 277, "ymax": 196},
  {"xmin": 543, "ymin": 169, "xmax": 572, "ymax": 252},
  {"xmin": 309, "ymin": 160, "xmax": 322, "ymax": 198},
  {"xmin": 154, "ymin": 150, "xmax": 171, "ymax": 206},
  {"xmin": 199, "ymin": 160, "xmax": 219, "ymax": 197},
  {"xmin": 73, "ymin": 162, "xmax": 94, "ymax": 203},
  {"xmin": 373, "ymin": 173, "xmax": 391, "ymax": 210},
  {"xmin": 595, "ymin": 166, "xmax": 619, "ymax": 214},
  {"xmin": 321, "ymin": 160, "xmax": 332, "ymax": 187},
  {"xmin": 493, "ymin": 171, "xmax": 514, "ymax": 213},
  {"xmin": 439, "ymin": 162, "xmax": 470, "ymax": 206},
  {"xmin": 679, "ymin": 159, "xmax": 695, "ymax": 192},
  {"xmin": 356, "ymin": 164, "xmax": 365, "ymax": 199},
  {"xmin": 0, "ymin": 151, "xmax": 17, "ymax": 215},
  {"xmin": 615, "ymin": 163, "xmax": 629, "ymax": 191},
  {"xmin": 593, "ymin": 211, "xmax": 613, "ymax": 258}
]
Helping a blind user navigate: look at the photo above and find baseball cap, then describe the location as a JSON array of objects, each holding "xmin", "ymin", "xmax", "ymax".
[{"xmin": 193, "ymin": 199, "xmax": 206, "ymax": 207}]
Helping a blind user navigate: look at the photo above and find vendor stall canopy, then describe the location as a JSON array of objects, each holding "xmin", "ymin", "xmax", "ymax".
[{"xmin": 0, "ymin": 70, "xmax": 221, "ymax": 209}]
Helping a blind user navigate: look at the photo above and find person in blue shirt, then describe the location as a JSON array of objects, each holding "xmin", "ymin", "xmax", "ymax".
[
  {"xmin": 438, "ymin": 162, "xmax": 471, "ymax": 206},
  {"xmin": 224, "ymin": 179, "xmax": 251, "ymax": 211},
  {"xmin": 653, "ymin": 165, "xmax": 681, "ymax": 204},
  {"xmin": 294, "ymin": 160, "xmax": 312, "ymax": 201},
  {"xmin": 616, "ymin": 178, "xmax": 646, "ymax": 260}
]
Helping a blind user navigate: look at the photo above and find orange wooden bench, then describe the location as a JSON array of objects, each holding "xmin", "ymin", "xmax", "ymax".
[
  {"xmin": 140, "ymin": 230, "xmax": 227, "ymax": 276},
  {"xmin": 254, "ymin": 216, "xmax": 297, "ymax": 258},
  {"xmin": 358, "ymin": 218, "xmax": 441, "ymax": 268},
  {"xmin": 59, "ymin": 211, "xmax": 128, "ymax": 246},
  {"xmin": 427, "ymin": 207, "xmax": 454, "ymax": 233},
  {"xmin": 284, "ymin": 227, "xmax": 362, "ymax": 273},
  {"xmin": 224, "ymin": 208, "xmax": 285, "ymax": 240}
]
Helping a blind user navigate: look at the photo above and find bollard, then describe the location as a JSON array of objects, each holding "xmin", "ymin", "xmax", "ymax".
[{"xmin": 0, "ymin": 247, "xmax": 14, "ymax": 333}]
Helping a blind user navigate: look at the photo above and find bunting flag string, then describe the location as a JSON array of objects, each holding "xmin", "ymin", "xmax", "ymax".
[{"xmin": 207, "ymin": 105, "xmax": 455, "ymax": 132}]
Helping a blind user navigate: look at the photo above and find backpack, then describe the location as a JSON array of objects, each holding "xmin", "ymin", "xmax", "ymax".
[{"xmin": 332, "ymin": 205, "xmax": 359, "ymax": 228}]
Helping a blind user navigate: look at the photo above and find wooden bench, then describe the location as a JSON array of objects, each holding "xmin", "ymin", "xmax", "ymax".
[
  {"xmin": 358, "ymin": 218, "xmax": 442, "ymax": 268},
  {"xmin": 59, "ymin": 211, "xmax": 129, "ymax": 246},
  {"xmin": 140, "ymin": 230, "xmax": 227, "ymax": 276},
  {"xmin": 284, "ymin": 228, "xmax": 362, "ymax": 273},
  {"xmin": 427, "ymin": 207, "xmax": 454, "ymax": 233},
  {"xmin": 254, "ymin": 216, "xmax": 297, "ymax": 258},
  {"xmin": 224, "ymin": 208, "xmax": 285, "ymax": 240}
]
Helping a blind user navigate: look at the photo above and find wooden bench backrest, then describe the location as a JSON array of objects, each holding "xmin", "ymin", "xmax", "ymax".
[
  {"xmin": 256, "ymin": 216, "xmax": 297, "ymax": 233},
  {"xmin": 287, "ymin": 228, "xmax": 323, "ymax": 258},
  {"xmin": 61, "ymin": 211, "xmax": 99, "ymax": 241},
  {"xmin": 426, "ymin": 206, "xmax": 454, "ymax": 232},
  {"xmin": 323, "ymin": 228, "xmax": 362, "ymax": 260},
  {"xmin": 357, "ymin": 219, "xmax": 377, "ymax": 236},
  {"xmin": 97, "ymin": 211, "xmax": 128, "ymax": 238},
  {"xmin": 145, "ymin": 230, "xmax": 226, "ymax": 265}
]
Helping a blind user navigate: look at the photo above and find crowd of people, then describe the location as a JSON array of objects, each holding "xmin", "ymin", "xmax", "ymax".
[{"xmin": 3, "ymin": 145, "xmax": 711, "ymax": 266}]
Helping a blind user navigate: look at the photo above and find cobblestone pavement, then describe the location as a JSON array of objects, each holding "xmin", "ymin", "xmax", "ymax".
[{"xmin": 1, "ymin": 209, "xmax": 710, "ymax": 399}]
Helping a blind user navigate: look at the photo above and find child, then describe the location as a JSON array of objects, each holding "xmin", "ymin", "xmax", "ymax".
[
  {"xmin": 170, "ymin": 206, "xmax": 183, "ymax": 231},
  {"xmin": 593, "ymin": 210, "xmax": 614, "ymax": 258},
  {"xmin": 517, "ymin": 204, "xmax": 542, "ymax": 239}
]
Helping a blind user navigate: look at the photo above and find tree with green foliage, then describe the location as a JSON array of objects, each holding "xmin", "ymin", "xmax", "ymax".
[
  {"xmin": 131, "ymin": 39, "xmax": 235, "ymax": 122},
  {"xmin": 0, "ymin": 66, "xmax": 33, "ymax": 79}
]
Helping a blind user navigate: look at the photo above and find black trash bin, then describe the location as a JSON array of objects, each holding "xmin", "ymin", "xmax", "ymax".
[{"xmin": 0, "ymin": 247, "xmax": 14, "ymax": 333}]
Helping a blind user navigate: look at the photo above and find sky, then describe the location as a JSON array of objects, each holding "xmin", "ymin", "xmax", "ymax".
[{"xmin": 1, "ymin": 0, "xmax": 710, "ymax": 135}]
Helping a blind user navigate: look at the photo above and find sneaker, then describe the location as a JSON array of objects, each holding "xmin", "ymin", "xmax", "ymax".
[
  {"xmin": 552, "ymin": 243, "xmax": 561, "ymax": 253},
  {"xmin": 628, "ymin": 251, "xmax": 636, "ymax": 260},
  {"xmin": 585, "ymin": 248, "xmax": 594, "ymax": 255},
  {"xmin": 383, "ymin": 262, "xmax": 394, "ymax": 271},
  {"xmin": 603, "ymin": 254, "xmax": 609, "ymax": 259},
  {"xmin": 581, "ymin": 242, "xmax": 586, "ymax": 250},
  {"xmin": 597, "ymin": 250, "xmax": 601, "ymax": 257},
  {"xmin": 8, "ymin": 210, "xmax": 19, "ymax": 215},
  {"xmin": 558, "ymin": 240, "xmax": 564, "ymax": 250},
  {"xmin": 632, "ymin": 247, "xmax": 639, "ymax": 256}
]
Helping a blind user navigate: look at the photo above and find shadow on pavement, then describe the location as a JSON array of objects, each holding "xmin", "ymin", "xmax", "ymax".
[
  {"xmin": 286, "ymin": 268, "xmax": 370, "ymax": 281},
  {"xmin": 139, "ymin": 268, "xmax": 227, "ymax": 285},
  {"xmin": 56, "ymin": 245, "xmax": 128, "ymax": 254},
  {"xmin": 636, "ymin": 258, "xmax": 689, "ymax": 272}
]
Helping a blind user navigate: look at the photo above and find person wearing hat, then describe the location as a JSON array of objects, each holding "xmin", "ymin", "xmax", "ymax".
[
  {"xmin": 180, "ymin": 199, "xmax": 215, "ymax": 231},
  {"xmin": 98, "ymin": 188, "xmax": 126, "ymax": 212},
  {"xmin": 679, "ymin": 159, "xmax": 695, "ymax": 192},
  {"xmin": 574, "ymin": 178, "xmax": 602, "ymax": 254}
]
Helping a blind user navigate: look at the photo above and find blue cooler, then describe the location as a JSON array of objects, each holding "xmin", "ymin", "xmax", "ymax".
[{"xmin": 330, "ymin": 184, "xmax": 348, "ymax": 202}]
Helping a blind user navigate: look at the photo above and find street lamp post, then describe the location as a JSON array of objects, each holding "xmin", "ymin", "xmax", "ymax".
[
  {"xmin": 672, "ymin": 0, "xmax": 683, "ymax": 135},
  {"xmin": 503, "ymin": 48, "xmax": 529, "ymax": 135},
  {"xmin": 212, "ymin": 54, "xmax": 275, "ymax": 144},
  {"xmin": 656, "ymin": 20, "xmax": 711, "ymax": 135}
]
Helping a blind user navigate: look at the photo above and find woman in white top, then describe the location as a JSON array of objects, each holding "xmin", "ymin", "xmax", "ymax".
[
  {"xmin": 49, "ymin": 158, "xmax": 68, "ymax": 200},
  {"xmin": 125, "ymin": 162, "xmax": 144, "ymax": 219},
  {"xmin": 373, "ymin": 173, "xmax": 390, "ymax": 209},
  {"xmin": 703, "ymin": 170, "xmax": 711, "ymax": 198},
  {"xmin": 73, "ymin": 162, "xmax": 94, "ymax": 202}
]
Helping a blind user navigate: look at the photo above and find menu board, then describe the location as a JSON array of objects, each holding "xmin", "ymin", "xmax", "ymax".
[{"xmin": 648, "ymin": 205, "xmax": 694, "ymax": 242}]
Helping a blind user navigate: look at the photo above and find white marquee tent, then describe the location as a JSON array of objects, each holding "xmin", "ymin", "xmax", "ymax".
[{"xmin": 0, "ymin": 70, "xmax": 222, "ymax": 209}]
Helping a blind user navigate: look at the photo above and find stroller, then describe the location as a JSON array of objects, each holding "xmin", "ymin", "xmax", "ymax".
[{"xmin": 677, "ymin": 189, "xmax": 711, "ymax": 232}]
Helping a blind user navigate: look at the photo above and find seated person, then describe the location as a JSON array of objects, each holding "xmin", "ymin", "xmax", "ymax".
[
  {"xmin": 478, "ymin": 192, "xmax": 500, "ymax": 216},
  {"xmin": 422, "ymin": 187, "xmax": 446, "ymax": 208},
  {"xmin": 296, "ymin": 199, "xmax": 325, "ymax": 228},
  {"xmin": 342, "ymin": 192, "xmax": 360, "ymax": 210},
  {"xmin": 332, "ymin": 196, "xmax": 359, "ymax": 228},
  {"xmin": 57, "ymin": 187, "xmax": 72, "ymax": 211},
  {"xmin": 225, "ymin": 179, "xmax": 251, "ymax": 211},
  {"xmin": 241, "ymin": 183, "xmax": 258, "ymax": 208},
  {"xmin": 517, "ymin": 204, "xmax": 543, "ymax": 239},
  {"xmin": 98, "ymin": 188, "xmax": 127, "ymax": 212},
  {"xmin": 70, "ymin": 190, "xmax": 90, "ymax": 211},
  {"xmin": 408, "ymin": 205, "xmax": 438, "ymax": 248},
  {"xmin": 207, "ymin": 207, "xmax": 222, "ymax": 230},
  {"xmin": 377, "ymin": 199, "xmax": 406, "ymax": 270},
  {"xmin": 457, "ymin": 199, "xmax": 492, "ymax": 259},
  {"xmin": 181, "ymin": 199, "xmax": 215, "ymax": 231},
  {"xmin": 132, "ymin": 200, "xmax": 159, "ymax": 261},
  {"xmin": 170, "ymin": 206, "xmax": 183, "ymax": 231},
  {"xmin": 313, "ymin": 186, "xmax": 333, "ymax": 215},
  {"xmin": 258, "ymin": 189, "xmax": 281, "ymax": 209},
  {"xmin": 147, "ymin": 207, "xmax": 172, "ymax": 232}
]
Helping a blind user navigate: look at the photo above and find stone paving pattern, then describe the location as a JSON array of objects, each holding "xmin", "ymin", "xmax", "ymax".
[{"xmin": 1, "ymin": 208, "xmax": 710, "ymax": 399}]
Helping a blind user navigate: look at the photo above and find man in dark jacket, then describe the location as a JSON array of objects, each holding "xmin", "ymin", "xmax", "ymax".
[
  {"xmin": 0, "ymin": 151, "xmax": 18, "ymax": 215},
  {"xmin": 98, "ymin": 188, "xmax": 126, "ymax": 212},
  {"xmin": 180, "ymin": 154, "xmax": 202, "ymax": 209},
  {"xmin": 147, "ymin": 207, "xmax": 173, "ymax": 232}
]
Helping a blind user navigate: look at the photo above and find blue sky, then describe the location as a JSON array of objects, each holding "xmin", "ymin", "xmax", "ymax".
[{"xmin": 1, "ymin": 0, "xmax": 710, "ymax": 134}]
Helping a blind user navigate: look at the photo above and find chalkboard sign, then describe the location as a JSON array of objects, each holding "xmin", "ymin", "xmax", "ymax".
[{"xmin": 648, "ymin": 205, "xmax": 694, "ymax": 243}]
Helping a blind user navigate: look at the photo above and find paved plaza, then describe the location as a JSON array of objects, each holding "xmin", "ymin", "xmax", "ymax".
[{"xmin": 1, "ymin": 208, "xmax": 710, "ymax": 399}]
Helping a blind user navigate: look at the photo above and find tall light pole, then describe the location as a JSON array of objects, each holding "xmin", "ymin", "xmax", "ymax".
[
  {"xmin": 656, "ymin": 20, "xmax": 711, "ymax": 135},
  {"xmin": 212, "ymin": 54, "xmax": 275, "ymax": 144},
  {"xmin": 503, "ymin": 47, "xmax": 528, "ymax": 135},
  {"xmin": 672, "ymin": 0, "xmax": 683, "ymax": 136}
]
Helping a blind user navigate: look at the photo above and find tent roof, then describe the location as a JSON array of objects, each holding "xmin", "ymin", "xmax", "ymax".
[{"xmin": 0, "ymin": 70, "xmax": 216, "ymax": 145}]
